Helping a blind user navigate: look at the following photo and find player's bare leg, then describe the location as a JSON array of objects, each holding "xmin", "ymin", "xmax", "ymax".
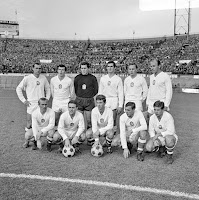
[{"xmin": 165, "ymin": 135, "xmax": 177, "ymax": 164}]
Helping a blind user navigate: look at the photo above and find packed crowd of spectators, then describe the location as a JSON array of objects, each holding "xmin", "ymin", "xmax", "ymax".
[{"xmin": 0, "ymin": 34, "xmax": 199, "ymax": 74}]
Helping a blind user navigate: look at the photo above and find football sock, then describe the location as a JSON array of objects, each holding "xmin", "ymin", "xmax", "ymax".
[
  {"xmin": 106, "ymin": 136, "xmax": 112, "ymax": 147},
  {"xmin": 47, "ymin": 136, "xmax": 53, "ymax": 144},
  {"xmin": 137, "ymin": 138, "xmax": 146, "ymax": 152},
  {"xmin": 166, "ymin": 146, "xmax": 174, "ymax": 155}
]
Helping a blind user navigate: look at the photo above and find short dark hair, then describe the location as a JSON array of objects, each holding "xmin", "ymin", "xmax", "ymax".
[
  {"xmin": 151, "ymin": 59, "xmax": 161, "ymax": 66},
  {"xmin": 125, "ymin": 102, "xmax": 136, "ymax": 110},
  {"xmin": 57, "ymin": 64, "xmax": 67, "ymax": 71},
  {"xmin": 68, "ymin": 100, "xmax": 77, "ymax": 106},
  {"xmin": 96, "ymin": 94, "xmax": 106, "ymax": 103},
  {"xmin": 153, "ymin": 100, "xmax": 164, "ymax": 109},
  {"xmin": 38, "ymin": 97, "xmax": 48, "ymax": 105},
  {"xmin": 33, "ymin": 63, "xmax": 41, "ymax": 68},
  {"xmin": 128, "ymin": 63, "xmax": 138, "ymax": 69},
  {"xmin": 107, "ymin": 61, "xmax": 116, "ymax": 67},
  {"xmin": 80, "ymin": 61, "xmax": 90, "ymax": 68}
]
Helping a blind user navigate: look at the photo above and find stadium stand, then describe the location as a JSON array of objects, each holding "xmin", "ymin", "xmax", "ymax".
[{"xmin": 0, "ymin": 35, "xmax": 199, "ymax": 74}]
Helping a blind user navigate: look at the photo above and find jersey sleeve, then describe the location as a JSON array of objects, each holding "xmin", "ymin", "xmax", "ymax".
[
  {"xmin": 58, "ymin": 114, "xmax": 68, "ymax": 141},
  {"xmin": 164, "ymin": 74, "xmax": 173, "ymax": 107},
  {"xmin": 161, "ymin": 116, "xmax": 175, "ymax": 137},
  {"xmin": 44, "ymin": 77, "xmax": 51, "ymax": 100},
  {"xmin": 123, "ymin": 78, "xmax": 127, "ymax": 99},
  {"xmin": 32, "ymin": 111, "xmax": 39, "ymax": 139},
  {"xmin": 75, "ymin": 113, "xmax": 85, "ymax": 137},
  {"xmin": 16, "ymin": 76, "xmax": 27, "ymax": 103},
  {"xmin": 148, "ymin": 116, "xmax": 156, "ymax": 138},
  {"xmin": 120, "ymin": 115, "xmax": 127, "ymax": 149},
  {"xmin": 142, "ymin": 77, "xmax": 148, "ymax": 102},
  {"xmin": 132, "ymin": 112, "xmax": 147, "ymax": 133},
  {"xmin": 91, "ymin": 109, "xmax": 98, "ymax": 134},
  {"xmin": 69, "ymin": 79, "xmax": 76, "ymax": 99},
  {"xmin": 118, "ymin": 78, "xmax": 124, "ymax": 108},
  {"xmin": 93, "ymin": 76, "xmax": 99, "ymax": 96},
  {"xmin": 98, "ymin": 77, "xmax": 103, "ymax": 95},
  {"xmin": 50, "ymin": 78, "xmax": 54, "ymax": 98}
]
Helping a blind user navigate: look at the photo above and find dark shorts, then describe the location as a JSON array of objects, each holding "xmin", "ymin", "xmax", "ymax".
[{"xmin": 76, "ymin": 96, "xmax": 95, "ymax": 111}]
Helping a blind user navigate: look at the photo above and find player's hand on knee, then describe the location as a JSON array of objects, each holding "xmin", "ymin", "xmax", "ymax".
[
  {"xmin": 24, "ymin": 100, "xmax": 31, "ymax": 107},
  {"xmin": 123, "ymin": 148, "xmax": 130, "ymax": 158},
  {"xmin": 64, "ymin": 138, "xmax": 70, "ymax": 147},
  {"xmin": 71, "ymin": 136, "xmax": 79, "ymax": 145}
]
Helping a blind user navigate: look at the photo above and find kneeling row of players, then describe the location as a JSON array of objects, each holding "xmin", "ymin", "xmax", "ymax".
[{"xmin": 23, "ymin": 95, "xmax": 178, "ymax": 164}]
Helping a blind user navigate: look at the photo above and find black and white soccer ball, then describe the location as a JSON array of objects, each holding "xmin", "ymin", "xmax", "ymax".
[
  {"xmin": 62, "ymin": 145, "xmax": 75, "ymax": 157},
  {"xmin": 91, "ymin": 144, "xmax": 104, "ymax": 157}
]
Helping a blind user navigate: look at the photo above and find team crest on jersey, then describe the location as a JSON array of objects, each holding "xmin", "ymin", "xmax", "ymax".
[
  {"xmin": 36, "ymin": 81, "xmax": 40, "ymax": 85},
  {"xmin": 100, "ymin": 118, "xmax": 104, "ymax": 123},
  {"xmin": 153, "ymin": 80, "xmax": 156, "ymax": 85},
  {"xmin": 130, "ymin": 82, "xmax": 134, "ymax": 87},
  {"xmin": 82, "ymin": 84, "xmax": 86, "ymax": 90},
  {"xmin": 70, "ymin": 123, "xmax": 74, "ymax": 127},
  {"xmin": 107, "ymin": 81, "xmax": 111, "ymax": 86},
  {"xmin": 130, "ymin": 121, "xmax": 134, "ymax": 126},
  {"xmin": 41, "ymin": 119, "xmax": 45, "ymax": 123},
  {"xmin": 158, "ymin": 125, "xmax": 162, "ymax": 129},
  {"xmin": 59, "ymin": 84, "xmax": 62, "ymax": 89}
]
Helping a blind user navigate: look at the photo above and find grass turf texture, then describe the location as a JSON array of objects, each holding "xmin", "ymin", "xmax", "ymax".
[{"xmin": 0, "ymin": 89, "xmax": 199, "ymax": 200}]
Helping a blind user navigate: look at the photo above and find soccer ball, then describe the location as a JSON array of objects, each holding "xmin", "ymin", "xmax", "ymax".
[
  {"xmin": 91, "ymin": 144, "xmax": 104, "ymax": 157},
  {"xmin": 62, "ymin": 146, "xmax": 75, "ymax": 157}
]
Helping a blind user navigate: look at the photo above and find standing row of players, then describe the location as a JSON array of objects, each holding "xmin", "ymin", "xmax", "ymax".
[{"xmin": 16, "ymin": 59, "xmax": 178, "ymax": 164}]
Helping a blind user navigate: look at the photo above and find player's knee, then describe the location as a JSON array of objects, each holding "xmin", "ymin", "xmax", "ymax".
[
  {"xmin": 48, "ymin": 129, "xmax": 54, "ymax": 138},
  {"xmin": 79, "ymin": 132, "xmax": 86, "ymax": 142},
  {"xmin": 111, "ymin": 134, "xmax": 121, "ymax": 147},
  {"xmin": 25, "ymin": 129, "xmax": 33, "ymax": 140},
  {"xmin": 165, "ymin": 136, "xmax": 176, "ymax": 148},
  {"xmin": 53, "ymin": 131, "xmax": 61, "ymax": 142},
  {"xmin": 145, "ymin": 139, "xmax": 154, "ymax": 152},
  {"xmin": 86, "ymin": 128, "xmax": 93, "ymax": 139},
  {"xmin": 139, "ymin": 130, "xmax": 147, "ymax": 139},
  {"xmin": 106, "ymin": 129, "xmax": 114, "ymax": 139}
]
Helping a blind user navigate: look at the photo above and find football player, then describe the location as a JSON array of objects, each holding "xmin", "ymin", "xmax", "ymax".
[
  {"xmin": 98, "ymin": 61, "xmax": 124, "ymax": 128},
  {"xmin": 124, "ymin": 64, "xmax": 148, "ymax": 111},
  {"xmin": 50, "ymin": 64, "xmax": 75, "ymax": 126},
  {"xmin": 74, "ymin": 61, "xmax": 98, "ymax": 133},
  {"xmin": 23, "ymin": 98, "xmax": 55, "ymax": 150},
  {"xmin": 16, "ymin": 63, "xmax": 51, "ymax": 147},
  {"xmin": 145, "ymin": 101, "xmax": 178, "ymax": 164},
  {"xmin": 86, "ymin": 94, "xmax": 114, "ymax": 153},
  {"xmin": 52, "ymin": 100, "xmax": 85, "ymax": 153}
]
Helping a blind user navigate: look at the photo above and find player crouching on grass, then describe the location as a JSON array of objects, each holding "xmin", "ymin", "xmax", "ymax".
[
  {"xmin": 145, "ymin": 101, "xmax": 178, "ymax": 164},
  {"xmin": 51, "ymin": 100, "xmax": 86, "ymax": 154},
  {"xmin": 117, "ymin": 102, "xmax": 148, "ymax": 161},
  {"xmin": 23, "ymin": 98, "xmax": 55, "ymax": 150},
  {"xmin": 86, "ymin": 94, "xmax": 114, "ymax": 154}
]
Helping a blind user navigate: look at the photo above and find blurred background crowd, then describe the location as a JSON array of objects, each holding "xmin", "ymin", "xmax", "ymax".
[{"xmin": 0, "ymin": 34, "xmax": 199, "ymax": 75}]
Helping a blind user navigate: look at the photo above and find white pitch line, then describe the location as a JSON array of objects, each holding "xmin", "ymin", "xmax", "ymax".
[{"xmin": 0, "ymin": 173, "xmax": 199, "ymax": 199}]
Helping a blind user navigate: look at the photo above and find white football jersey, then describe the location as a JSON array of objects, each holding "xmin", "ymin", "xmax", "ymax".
[
  {"xmin": 124, "ymin": 75, "xmax": 148, "ymax": 102},
  {"xmin": 58, "ymin": 111, "xmax": 85, "ymax": 141},
  {"xmin": 50, "ymin": 75, "xmax": 75, "ymax": 101},
  {"xmin": 98, "ymin": 74, "xmax": 124, "ymax": 107},
  {"xmin": 146, "ymin": 72, "xmax": 172, "ymax": 108},
  {"xmin": 149, "ymin": 111, "xmax": 176, "ymax": 138},
  {"xmin": 16, "ymin": 74, "xmax": 51, "ymax": 103},
  {"xmin": 120, "ymin": 111, "xmax": 147, "ymax": 149},
  {"xmin": 91, "ymin": 106, "xmax": 114, "ymax": 135},
  {"xmin": 32, "ymin": 107, "xmax": 55, "ymax": 138}
]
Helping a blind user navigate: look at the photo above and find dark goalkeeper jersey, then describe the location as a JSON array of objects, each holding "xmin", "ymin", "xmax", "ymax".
[{"xmin": 74, "ymin": 73, "xmax": 98, "ymax": 98}]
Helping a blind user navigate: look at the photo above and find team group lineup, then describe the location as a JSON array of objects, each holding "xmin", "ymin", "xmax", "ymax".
[{"xmin": 16, "ymin": 59, "xmax": 178, "ymax": 164}]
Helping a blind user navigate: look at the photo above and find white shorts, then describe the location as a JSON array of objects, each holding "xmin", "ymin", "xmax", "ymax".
[
  {"xmin": 52, "ymin": 99, "xmax": 70, "ymax": 113},
  {"xmin": 27, "ymin": 101, "xmax": 38, "ymax": 115},
  {"xmin": 124, "ymin": 100, "xmax": 143, "ymax": 111},
  {"xmin": 105, "ymin": 97, "xmax": 118, "ymax": 110}
]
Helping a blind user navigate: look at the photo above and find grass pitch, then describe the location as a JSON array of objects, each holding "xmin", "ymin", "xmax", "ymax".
[{"xmin": 0, "ymin": 89, "xmax": 199, "ymax": 200}]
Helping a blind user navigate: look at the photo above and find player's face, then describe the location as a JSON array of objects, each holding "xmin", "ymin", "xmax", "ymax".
[
  {"xmin": 33, "ymin": 64, "xmax": 42, "ymax": 76},
  {"xmin": 128, "ymin": 65, "xmax": 137, "ymax": 76},
  {"xmin": 39, "ymin": 100, "xmax": 48, "ymax": 112},
  {"xmin": 125, "ymin": 106, "xmax": 135, "ymax": 118},
  {"xmin": 68, "ymin": 103, "xmax": 77, "ymax": 115},
  {"xmin": 80, "ymin": 65, "xmax": 89, "ymax": 75},
  {"xmin": 57, "ymin": 67, "xmax": 66, "ymax": 77},
  {"xmin": 154, "ymin": 106, "xmax": 164, "ymax": 118},
  {"xmin": 107, "ymin": 63, "xmax": 115, "ymax": 74},
  {"xmin": 96, "ymin": 100, "xmax": 105, "ymax": 111},
  {"xmin": 150, "ymin": 60, "xmax": 159, "ymax": 74}
]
